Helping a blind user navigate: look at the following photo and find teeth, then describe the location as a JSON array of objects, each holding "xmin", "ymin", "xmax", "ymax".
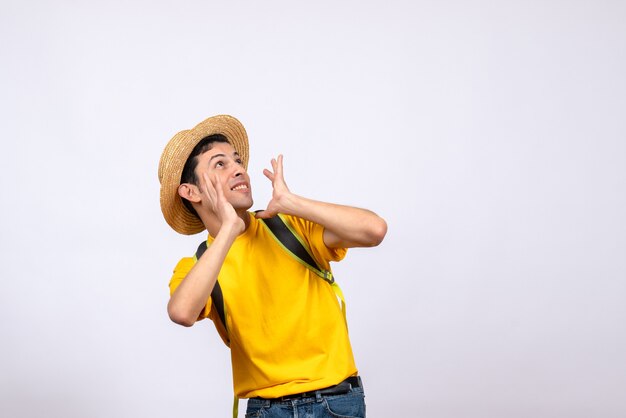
[{"xmin": 231, "ymin": 184, "xmax": 248, "ymax": 191}]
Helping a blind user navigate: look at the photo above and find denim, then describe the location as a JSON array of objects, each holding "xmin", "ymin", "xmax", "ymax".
[{"xmin": 245, "ymin": 383, "xmax": 365, "ymax": 418}]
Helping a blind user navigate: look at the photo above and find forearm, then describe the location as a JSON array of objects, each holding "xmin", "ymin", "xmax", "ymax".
[
  {"xmin": 167, "ymin": 225, "xmax": 238, "ymax": 326},
  {"xmin": 278, "ymin": 193, "xmax": 387, "ymax": 248},
  {"xmin": 257, "ymin": 154, "xmax": 387, "ymax": 248}
]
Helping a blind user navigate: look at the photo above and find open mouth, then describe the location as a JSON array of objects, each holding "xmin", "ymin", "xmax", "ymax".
[{"xmin": 231, "ymin": 184, "xmax": 249, "ymax": 191}]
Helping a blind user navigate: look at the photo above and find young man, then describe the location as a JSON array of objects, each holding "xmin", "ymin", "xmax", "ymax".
[{"xmin": 159, "ymin": 115, "xmax": 387, "ymax": 417}]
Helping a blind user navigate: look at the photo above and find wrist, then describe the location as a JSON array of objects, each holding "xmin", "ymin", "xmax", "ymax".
[
  {"xmin": 275, "ymin": 192, "xmax": 303, "ymax": 216},
  {"xmin": 280, "ymin": 193, "xmax": 309, "ymax": 218},
  {"xmin": 217, "ymin": 219, "xmax": 243, "ymax": 240}
]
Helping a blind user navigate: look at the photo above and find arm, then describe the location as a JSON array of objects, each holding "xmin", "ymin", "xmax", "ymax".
[
  {"xmin": 255, "ymin": 155, "xmax": 387, "ymax": 249},
  {"xmin": 167, "ymin": 173, "xmax": 244, "ymax": 327}
]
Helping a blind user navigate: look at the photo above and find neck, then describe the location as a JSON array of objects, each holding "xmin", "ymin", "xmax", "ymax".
[{"xmin": 201, "ymin": 210, "xmax": 251, "ymax": 238}]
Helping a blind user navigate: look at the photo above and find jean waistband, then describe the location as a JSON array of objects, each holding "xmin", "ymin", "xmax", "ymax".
[{"xmin": 254, "ymin": 376, "xmax": 362, "ymax": 402}]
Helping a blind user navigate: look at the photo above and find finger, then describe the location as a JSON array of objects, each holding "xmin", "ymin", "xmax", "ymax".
[
  {"xmin": 213, "ymin": 174, "xmax": 226, "ymax": 200},
  {"xmin": 254, "ymin": 210, "xmax": 268, "ymax": 219},
  {"xmin": 263, "ymin": 168, "xmax": 275, "ymax": 182},
  {"xmin": 202, "ymin": 172, "xmax": 217, "ymax": 202},
  {"xmin": 276, "ymin": 154, "xmax": 284, "ymax": 178},
  {"xmin": 255, "ymin": 208, "xmax": 276, "ymax": 219},
  {"xmin": 203, "ymin": 174, "xmax": 223, "ymax": 214}
]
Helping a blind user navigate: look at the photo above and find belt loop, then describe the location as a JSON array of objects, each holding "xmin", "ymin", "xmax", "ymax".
[{"xmin": 315, "ymin": 391, "xmax": 322, "ymax": 402}]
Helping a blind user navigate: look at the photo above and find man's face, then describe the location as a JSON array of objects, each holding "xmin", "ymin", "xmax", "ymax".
[{"xmin": 194, "ymin": 142, "xmax": 253, "ymax": 211}]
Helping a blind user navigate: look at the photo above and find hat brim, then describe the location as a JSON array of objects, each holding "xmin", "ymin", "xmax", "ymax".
[{"xmin": 159, "ymin": 115, "xmax": 249, "ymax": 235}]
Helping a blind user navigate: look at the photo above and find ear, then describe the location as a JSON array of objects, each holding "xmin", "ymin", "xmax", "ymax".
[{"xmin": 178, "ymin": 183, "xmax": 202, "ymax": 204}]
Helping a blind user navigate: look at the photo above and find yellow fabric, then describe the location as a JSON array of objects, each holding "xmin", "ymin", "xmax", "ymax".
[{"xmin": 169, "ymin": 214, "xmax": 357, "ymax": 399}]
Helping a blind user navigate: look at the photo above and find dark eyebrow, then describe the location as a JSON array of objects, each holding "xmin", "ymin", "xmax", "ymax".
[
  {"xmin": 208, "ymin": 153, "xmax": 226, "ymax": 163},
  {"xmin": 208, "ymin": 151, "xmax": 240, "ymax": 164}
]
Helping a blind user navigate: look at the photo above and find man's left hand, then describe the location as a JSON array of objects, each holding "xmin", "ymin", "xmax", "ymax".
[{"xmin": 255, "ymin": 154, "xmax": 294, "ymax": 219}]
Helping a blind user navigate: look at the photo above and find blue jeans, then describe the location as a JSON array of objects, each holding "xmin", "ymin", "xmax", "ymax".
[{"xmin": 245, "ymin": 383, "xmax": 366, "ymax": 417}]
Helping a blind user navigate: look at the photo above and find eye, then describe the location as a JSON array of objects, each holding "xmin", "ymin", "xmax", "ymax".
[
  {"xmin": 235, "ymin": 158, "xmax": 243, "ymax": 165},
  {"xmin": 215, "ymin": 161, "xmax": 224, "ymax": 168}
]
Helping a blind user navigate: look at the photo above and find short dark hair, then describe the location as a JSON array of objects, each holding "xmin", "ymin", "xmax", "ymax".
[{"xmin": 180, "ymin": 134, "xmax": 230, "ymax": 218}]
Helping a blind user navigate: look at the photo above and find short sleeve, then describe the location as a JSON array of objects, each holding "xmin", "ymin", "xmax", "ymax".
[
  {"xmin": 168, "ymin": 257, "xmax": 212, "ymax": 320},
  {"xmin": 283, "ymin": 215, "xmax": 347, "ymax": 269}
]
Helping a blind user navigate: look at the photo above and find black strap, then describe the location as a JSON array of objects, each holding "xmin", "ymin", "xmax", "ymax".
[
  {"xmin": 259, "ymin": 216, "xmax": 329, "ymax": 281},
  {"xmin": 195, "ymin": 241, "xmax": 229, "ymax": 344}
]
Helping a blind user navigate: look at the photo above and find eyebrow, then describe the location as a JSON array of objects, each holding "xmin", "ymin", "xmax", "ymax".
[
  {"xmin": 208, "ymin": 153, "xmax": 226, "ymax": 163},
  {"xmin": 208, "ymin": 151, "xmax": 240, "ymax": 164}
]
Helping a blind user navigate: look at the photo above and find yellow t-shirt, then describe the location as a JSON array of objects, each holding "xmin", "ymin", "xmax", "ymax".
[{"xmin": 169, "ymin": 214, "xmax": 357, "ymax": 398}]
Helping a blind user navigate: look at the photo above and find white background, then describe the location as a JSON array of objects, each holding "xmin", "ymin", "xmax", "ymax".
[{"xmin": 1, "ymin": 1, "xmax": 625, "ymax": 417}]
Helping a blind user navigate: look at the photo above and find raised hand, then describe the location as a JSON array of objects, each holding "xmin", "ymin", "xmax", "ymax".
[
  {"xmin": 255, "ymin": 154, "xmax": 294, "ymax": 219},
  {"xmin": 202, "ymin": 172, "xmax": 245, "ymax": 235}
]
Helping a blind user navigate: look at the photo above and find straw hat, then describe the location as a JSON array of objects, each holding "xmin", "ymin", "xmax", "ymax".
[{"xmin": 158, "ymin": 115, "xmax": 249, "ymax": 235}]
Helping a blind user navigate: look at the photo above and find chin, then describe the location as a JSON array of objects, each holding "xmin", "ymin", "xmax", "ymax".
[{"xmin": 234, "ymin": 197, "xmax": 254, "ymax": 211}]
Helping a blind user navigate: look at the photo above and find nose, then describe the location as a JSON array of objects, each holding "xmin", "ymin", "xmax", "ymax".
[{"xmin": 232, "ymin": 164, "xmax": 245, "ymax": 178}]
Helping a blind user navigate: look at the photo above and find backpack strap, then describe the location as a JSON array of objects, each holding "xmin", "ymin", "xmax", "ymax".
[
  {"xmin": 194, "ymin": 240, "xmax": 230, "ymax": 346},
  {"xmin": 258, "ymin": 214, "xmax": 347, "ymax": 324},
  {"xmin": 194, "ymin": 241, "xmax": 238, "ymax": 417}
]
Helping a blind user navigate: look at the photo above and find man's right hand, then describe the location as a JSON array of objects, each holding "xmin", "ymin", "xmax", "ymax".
[{"xmin": 202, "ymin": 172, "xmax": 245, "ymax": 237}]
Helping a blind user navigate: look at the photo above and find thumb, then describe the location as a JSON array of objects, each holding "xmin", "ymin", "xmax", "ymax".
[{"xmin": 254, "ymin": 210, "xmax": 271, "ymax": 219}]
